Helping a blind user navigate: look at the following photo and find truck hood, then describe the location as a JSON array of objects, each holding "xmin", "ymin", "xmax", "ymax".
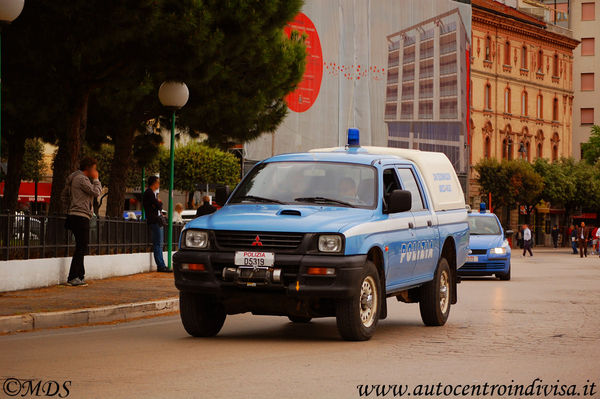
[{"xmin": 185, "ymin": 204, "xmax": 376, "ymax": 233}]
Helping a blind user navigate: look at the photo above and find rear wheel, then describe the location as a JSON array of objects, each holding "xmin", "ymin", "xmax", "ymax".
[
  {"xmin": 419, "ymin": 258, "xmax": 451, "ymax": 326},
  {"xmin": 335, "ymin": 261, "xmax": 381, "ymax": 341},
  {"xmin": 179, "ymin": 292, "xmax": 226, "ymax": 337},
  {"xmin": 288, "ymin": 316, "xmax": 312, "ymax": 323}
]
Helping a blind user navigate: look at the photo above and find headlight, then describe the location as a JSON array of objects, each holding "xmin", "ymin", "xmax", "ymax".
[
  {"xmin": 490, "ymin": 247, "xmax": 506, "ymax": 255},
  {"xmin": 318, "ymin": 235, "xmax": 343, "ymax": 253},
  {"xmin": 184, "ymin": 230, "xmax": 209, "ymax": 249}
]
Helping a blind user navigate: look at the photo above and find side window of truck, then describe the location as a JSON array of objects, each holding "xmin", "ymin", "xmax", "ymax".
[
  {"xmin": 397, "ymin": 168, "xmax": 426, "ymax": 211},
  {"xmin": 383, "ymin": 168, "xmax": 401, "ymax": 211}
]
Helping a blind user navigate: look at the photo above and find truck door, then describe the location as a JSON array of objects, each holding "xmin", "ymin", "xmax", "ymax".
[
  {"xmin": 397, "ymin": 167, "xmax": 440, "ymax": 281},
  {"xmin": 382, "ymin": 167, "xmax": 416, "ymax": 289}
]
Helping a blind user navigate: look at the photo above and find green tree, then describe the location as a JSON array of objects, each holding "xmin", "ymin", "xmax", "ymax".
[
  {"xmin": 21, "ymin": 139, "xmax": 46, "ymax": 182},
  {"xmin": 581, "ymin": 125, "xmax": 600, "ymax": 165},
  {"xmin": 533, "ymin": 158, "xmax": 576, "ymax": 221},
  {"xmin": 505, "ymin": 160, "xmax": 544, "ymax": 223},
  {"xmin": 474, "ymin": 158, "xmax": 511, "ymax": 210},
  {"xmin": 158, "ymin": 143, "xmax": 240, "ymax": 194}
]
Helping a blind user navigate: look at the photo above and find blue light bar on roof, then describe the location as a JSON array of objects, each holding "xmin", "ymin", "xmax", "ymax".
[{"xmin": 347, "ymin": 128, "xmax": 360, "ymax": 147}]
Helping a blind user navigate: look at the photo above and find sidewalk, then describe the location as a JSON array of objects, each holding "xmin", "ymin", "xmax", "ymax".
[{"xmin": 0, "ymin": 272, "xmax": 179, "ymax": 334}]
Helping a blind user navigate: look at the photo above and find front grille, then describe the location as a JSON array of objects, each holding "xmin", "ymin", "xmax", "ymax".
[
  {"xmin": 214, "ymin": 231, "xmax": 305, "ymax": 251},
  {"xmin": 461, "ymin": 262, "xmax": 505, "ymax": 271},
  {"xmin": 470, "ymin": 249, "xmax": 488, "ymax": 255}
]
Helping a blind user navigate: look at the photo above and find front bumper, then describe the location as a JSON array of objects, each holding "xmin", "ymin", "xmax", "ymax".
[
  {"xmin": 458, "ymin": 253, "xmax": 510, "ymax": 276},
  {"xmin": 173, "ymin": 250, "xmax": 367, "ymax": 299}
]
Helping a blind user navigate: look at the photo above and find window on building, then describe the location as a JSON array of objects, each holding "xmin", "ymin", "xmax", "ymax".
[
  {"xmin": 484, "ymin": 136, "xmax": 491, "ymax": 159},
  {"xmin": 553, "ymin": 53, "xmax": 559, "ymax": 77},
  {"xmin": 484, "ymin": 83, "xmax": 492, "ymax": 110},
  {"xmin": 552, "ymin": 98, "xmax": 559, "ymax": 121},
  {"xmin": 504, "ymin": 87, "xmax": 511, "ymax": 113},
  {"xmin": 522, "ymin": 91, "xmax": 528, "ymax": 116},
  {"xmin": 507, "ymin": 138, "xmax": 513, "ymax": 160},
  {"xmin": 581, "ymin": 73, "xmax": 595, "ymax": 91},
  {"xmin": 537, "ymin": 49, "xmax": 544, "ymax": 73},
  {"xmin": 537, "ymin": 94, "xmax": 543, "ymax": 119},
  {"xmin": 521, "ymin": 45, "xmax": 528, "ymax": 69},
  {"xmin": 552, "ymin": 145, "xmax": 558, "ymax": 161},
  {"xmin": 485, "ymin": 35, "xmax": 492, "ymax": 61},
  {"xmin": 582, "ymin": 2, "xmax": 595, "ymax": 21},
  {"xmin": 581, "ymin": 108, "xmax": 595, "ymax": 124},
  {"xmin": 504, "ymin": 41, "xmax": 511, "ymax": 65},
  {"xmin": 537, "ymin": 142, "xmax": 543, "ymax": 159},
  {"xmin": 526, "ymin": 141, "xmax": 531, "ymax": 162},
  {"xmin": 581, "ymin": 38, "xmax": 595, "ymax": 56}
]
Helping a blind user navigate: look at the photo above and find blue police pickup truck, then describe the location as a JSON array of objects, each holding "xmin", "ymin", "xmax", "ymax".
[{"xmin": 173, "ymin": 131, "xmax": 469, "ymax": 341}]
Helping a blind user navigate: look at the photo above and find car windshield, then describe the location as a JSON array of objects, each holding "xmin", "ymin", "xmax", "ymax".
[
  {"xmin": 229, "ymin": 161, "xmax": 377, "ymax": 208},
  {"xmin": 468, "ymin": 216, "xmax": 502, "ymax": 235}
]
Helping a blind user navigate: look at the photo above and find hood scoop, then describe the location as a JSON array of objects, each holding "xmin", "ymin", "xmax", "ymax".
[{"xmin": 278, "ymin": 209, "xmax": 302, "ymax": 216}]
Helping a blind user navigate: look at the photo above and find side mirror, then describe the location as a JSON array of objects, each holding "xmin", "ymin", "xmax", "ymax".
[
  {"xmin": 505, "ymin": 229, "xmax": 514, "ymax": 238},
  {"xmin": 387, "ymin": 190, "xmax": 412, "ymax": 213}
]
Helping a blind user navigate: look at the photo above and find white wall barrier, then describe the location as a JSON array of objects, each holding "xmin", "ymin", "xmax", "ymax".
[{"xmin": 0, "ymin": 251, "xmax": 168, "ymax": 292}]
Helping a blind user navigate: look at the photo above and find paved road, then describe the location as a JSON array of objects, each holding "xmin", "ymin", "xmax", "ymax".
[{"xmin": 1, "ymin": 249, "xmax": 599, "ymax": 398}]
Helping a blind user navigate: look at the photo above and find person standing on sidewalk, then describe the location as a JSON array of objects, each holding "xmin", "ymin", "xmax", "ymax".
[
  {"xmin": 195, "ymin": 195, "xmax": 217, "ymax": 217},
  {"xmin": 61, "ymin": 157, "xmax": 103, "ymax": 286},
  {"xmin": 569, "ymin": 225, "xmax": 578, "ymax": 254},
  {"xmin": 522, "ymin": 224, "xmax": 533, "ymax": 257},
  {"xmin": 551, "ymin": 225, "xmax": 559, "ymax": 249},
  {"xmin": 143, "ymin": 176, "xmax": 169, "ymax": 272},
  {"xmin": 577, "ymin": 222, "xmax": 589, "ymax": 258}
]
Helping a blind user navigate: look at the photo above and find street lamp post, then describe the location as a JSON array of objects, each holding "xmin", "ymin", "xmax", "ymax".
[
  {"xmin": 0, "ymin": 0, "xmax": 25, "ymax": 162},
  {"xmin": 158, "ymin": 81, "xmax": 189, "ymax": 271}
]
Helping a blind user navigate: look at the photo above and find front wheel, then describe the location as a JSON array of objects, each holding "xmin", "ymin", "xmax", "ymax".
[
  {"xmin": 335, "ymin": 261, "xmax": 381, "ymax": 341},
  {"xmin": 179, "ymin": 292, "xmax": 226, "ymax": 337},
  {"xmin": 496, "ymin": 262, "xmax": 511, "ymax": 281},
  {"xmin": 419, "ymin": 258, "xmax": 451, "ymax": 326}
]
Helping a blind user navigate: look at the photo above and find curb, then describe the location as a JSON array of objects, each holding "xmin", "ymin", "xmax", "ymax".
[{"xmin": 0, "ymin": 297, "xmax": 179, "ymax": 334}]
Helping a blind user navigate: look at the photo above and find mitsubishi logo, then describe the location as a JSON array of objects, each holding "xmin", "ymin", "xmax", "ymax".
[{"xmin": 251, "ymin": 235, "xmax": 263, "ymax": 246}]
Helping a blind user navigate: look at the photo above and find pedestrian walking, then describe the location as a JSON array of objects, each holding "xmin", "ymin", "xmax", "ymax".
[
  {"xmin": 143, "ymin": 176, "xmax": 169, "ymax": 272},
  {"xmin": 596, "ymin": 227, "xmax": 600, "ymax": 258},
  {"xmin": 591, "ymin": 226, "xmax": 598, "ymax": 255},
  {"xmin": 551, "ymin": 224, "xmax": 559, "ymax": 249},
  {"xmin": 195, "ymin": 195, "xmax": 217, "ymax": 217},
  {"xmin": 61, "ymin": 157, "xmax": 103, "ymax": 287},
  {"xmin": 522, "ymin": 224, "xmax": 533, "ymax": 257},
  {"xmin": 577, "ymin": 222, "xmax": 588, "ymax": 258},
  {"xmin": 569, "ymin": 225, "xmax": 578, "ymax": 254}
]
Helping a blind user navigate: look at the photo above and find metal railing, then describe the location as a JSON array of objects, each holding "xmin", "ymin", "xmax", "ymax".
[{"xmin": 0, "ymin": 214, "xmax": 184, "ymax": 261}]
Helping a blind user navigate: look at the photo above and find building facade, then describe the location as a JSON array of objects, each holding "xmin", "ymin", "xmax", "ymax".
[
  {"xmin": 385, "ymin": 8, "xmax": 470, "ymax": 178},
  {"xmin": 470, "ymin": 0, "xmax": 579, "ymax": 208},
  {"xmin": 570, "ymin": 0, "xmax": 600, "ymax": 158}
]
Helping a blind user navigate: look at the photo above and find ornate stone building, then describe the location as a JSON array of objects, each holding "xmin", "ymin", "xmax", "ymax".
[{"xmin": 469, "ymin": 0, "xmax": 579, "ymax": 208}]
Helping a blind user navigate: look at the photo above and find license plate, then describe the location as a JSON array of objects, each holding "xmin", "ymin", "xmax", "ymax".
[
  {"xmin": 467, "ymin": 255, "xmax": 478, "ymax": 262},
  {"xmin": 234, "ymin": 251, "xmax": 275, "ymax": 267}
]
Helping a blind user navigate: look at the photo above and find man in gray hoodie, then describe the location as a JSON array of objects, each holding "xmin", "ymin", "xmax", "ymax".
[{"xmin": 61, "ymin": 157, "xmax": 103, "ymax": 286}]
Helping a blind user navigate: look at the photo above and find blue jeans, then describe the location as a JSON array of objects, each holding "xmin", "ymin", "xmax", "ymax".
[{"xmin": 150, "ymin": 223, "xmax": 166, "ymax": 269}]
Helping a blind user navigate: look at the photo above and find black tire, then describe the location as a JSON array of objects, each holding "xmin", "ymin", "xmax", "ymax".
[
  {"xmin": 335, "ymin": 261, "xmax": 381, "ymax": 341},
  {"xmin": 419, "ymin": 257, "xmax": 451, "ymax": 326},
  {"xmin": 497, "ymin": 263, "xmax": 511, "ymax": 281},
  {"xmin": 179, "ymin": 292, "xmax": 226, "ymax": 337},
  {"xmin": 288, "ymin": 316, "xmax": 312, "ymax": 323}
]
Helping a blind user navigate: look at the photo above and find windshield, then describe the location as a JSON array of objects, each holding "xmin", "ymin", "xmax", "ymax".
[
  {"xmin": 468, "ymin": 215, "xmax": 502, "ymax": 235},
  {"xmin": 229, "ymin": 161, "xmax": 377, "ymax": 208}
]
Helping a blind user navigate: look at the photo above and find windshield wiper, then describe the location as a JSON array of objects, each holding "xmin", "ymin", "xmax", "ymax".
[
  {"xmin": 234, "ymin": 195, "xmax": 285, "ymax": 204},
  {"xmin": 294, "ymin": 197, "xmax": 356, "ymax": 208}
]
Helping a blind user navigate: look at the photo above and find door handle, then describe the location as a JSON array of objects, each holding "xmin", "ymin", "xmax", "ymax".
[
  {"xmin": 427, "ymin": 220, "xmax": 432, "ymax": 227},
  {"xmin": 408, "ymin": 222, "xmax": 414, "ymax": 229}
]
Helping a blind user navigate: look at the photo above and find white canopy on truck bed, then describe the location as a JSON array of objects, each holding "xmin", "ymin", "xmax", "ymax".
[{"xmin": 309, "ymin": 146, "xmax": 465, "ymax": 212}]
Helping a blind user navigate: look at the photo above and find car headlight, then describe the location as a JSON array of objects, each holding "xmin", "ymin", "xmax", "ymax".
[
  {"xmin": 490, "ymin": 247, "xmax": 506, "ymax": 255},
  {"xmin": 318, "ymin": 235, "xmax": 343, "ymax": 253},
  {"xmin": 184, "ymin": 230, "xmax": 209, "ymax": 249}
]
